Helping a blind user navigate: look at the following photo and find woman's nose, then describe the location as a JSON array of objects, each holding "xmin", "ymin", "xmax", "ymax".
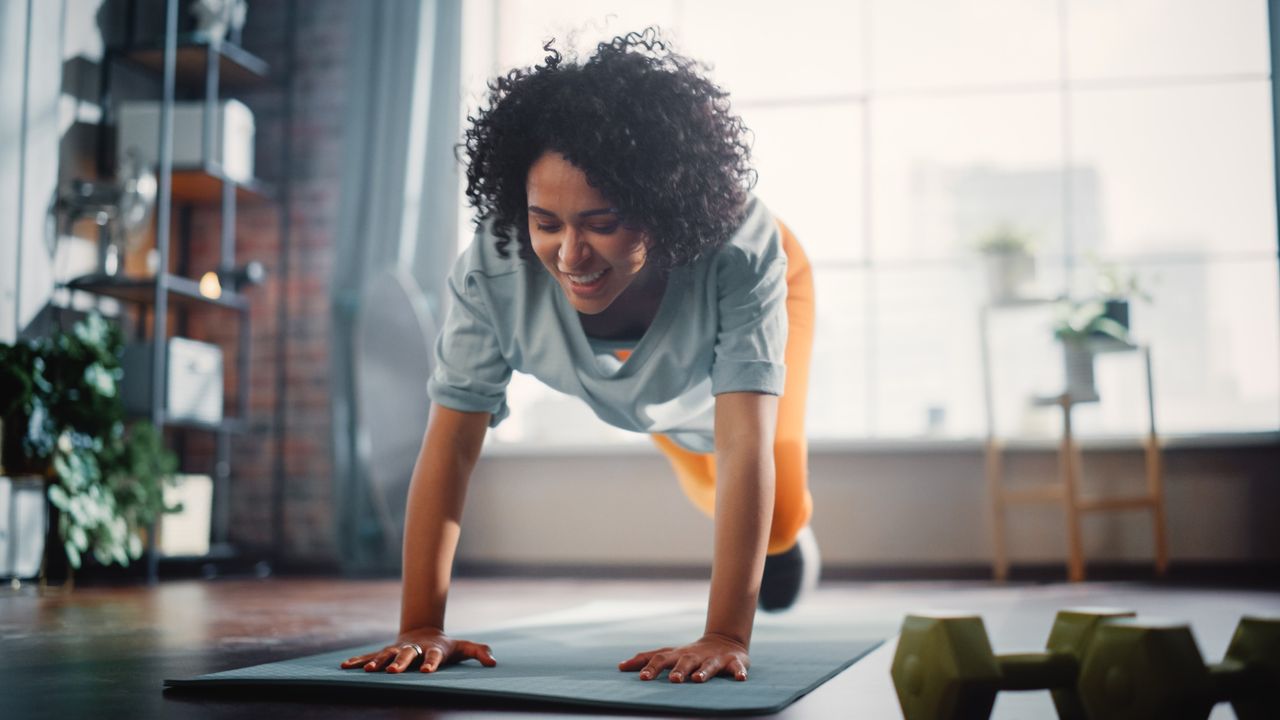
[{"xmin": 558, "ymin": 230, "xmax": 591, "ymax": 268}]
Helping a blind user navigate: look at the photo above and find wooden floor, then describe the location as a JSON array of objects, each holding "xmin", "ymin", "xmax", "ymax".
[{"xmin": 1, "ymin": 576, "xmax": 1276, "ymax": 719}]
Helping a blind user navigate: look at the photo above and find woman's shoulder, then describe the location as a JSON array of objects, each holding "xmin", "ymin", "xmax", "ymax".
[
  {"xmin": 452, "ymin": 217, "xmax": 530, "ymax": 285},
  {"xmin": 711, "ymin": 193, "xmax": 785, "ymax": 273}
]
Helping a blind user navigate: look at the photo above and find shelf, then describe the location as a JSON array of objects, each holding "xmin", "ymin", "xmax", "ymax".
[
  {"xmin": 65, "ymin": 272, "xmax": 250, "ymax": 312},
  {"xmin": 983, "ymin": 295, "xmax": 1066, "ymax": 310},
  {"xmin": 120, "ymin": 38, "xmax": 271, "ymax": 90},
  {"xmin": 172, "ymin": 166, "xmax": 274, "ymax": 204},
  {"xmin": 1082, "ymin": 335, "xmax": 1141, "ymax": 354}
]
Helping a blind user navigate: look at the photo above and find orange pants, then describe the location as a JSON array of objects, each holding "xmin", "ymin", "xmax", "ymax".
[{"xmin": 647, "ymin": 220, "xmax": 815, "ymax": 555}]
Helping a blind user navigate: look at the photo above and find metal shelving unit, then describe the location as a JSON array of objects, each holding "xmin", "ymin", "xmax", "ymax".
[{"xmin": 62, "ymin": 0, "xmax": 283, "ymax": 582}]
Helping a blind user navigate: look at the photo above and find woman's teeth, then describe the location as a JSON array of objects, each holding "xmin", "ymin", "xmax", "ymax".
[{"xmin": 568, "ymin": 269, "xmax": 605, "ymax": 284}]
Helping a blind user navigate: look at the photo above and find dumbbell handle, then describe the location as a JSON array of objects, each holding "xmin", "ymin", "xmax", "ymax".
[
  {"xmin": 1208, "ymin": 658, "xmax": 1269, "ymax": 702},
  {"xmin": 996, "ymin": 652, "xmax": 1079, "ymax": 691}
]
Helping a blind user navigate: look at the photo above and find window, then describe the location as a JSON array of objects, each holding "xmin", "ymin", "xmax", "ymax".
[{"xmin": 456, "ymin": 0, "xmax": 1279, "ymax": 446}]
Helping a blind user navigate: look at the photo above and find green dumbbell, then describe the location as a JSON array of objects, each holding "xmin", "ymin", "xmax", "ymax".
[
  {"xmin": 891, "ymin": 607, "xmax": 1134, "ymax": 720},
  {"xmin": 1077, "ymin": 616, "xmax": 1280, "ymax": 720}
]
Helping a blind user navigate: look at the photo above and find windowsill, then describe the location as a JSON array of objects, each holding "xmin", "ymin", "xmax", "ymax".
[{"xmin": 478, "ymin": 430, "xmax": 1280, "ymax": 458}]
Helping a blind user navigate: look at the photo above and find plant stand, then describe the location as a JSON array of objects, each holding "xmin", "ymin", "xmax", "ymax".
[{"xmin": 979, "ymin": 304, "xmax": 1170, "ymax": 582}]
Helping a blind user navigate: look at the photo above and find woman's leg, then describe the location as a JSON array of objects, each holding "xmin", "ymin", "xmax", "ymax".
[
  {"xmin": 770, "ymin": 218, "xmax": 816, "ymax": 553},
  {"xmin": 651, "ymin": 218, "xmax": 815, "ymax": 555}
]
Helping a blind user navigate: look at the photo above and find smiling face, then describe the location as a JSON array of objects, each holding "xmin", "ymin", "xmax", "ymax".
[{"xmin": 526, "ymin": 151, "xmax": 654, "ymax": 315}]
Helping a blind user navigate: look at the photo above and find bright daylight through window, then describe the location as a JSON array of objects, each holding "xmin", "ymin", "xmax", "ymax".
[{"xmin": 454, "ymin": 0, "xmax": 1279, "ymax": 448}]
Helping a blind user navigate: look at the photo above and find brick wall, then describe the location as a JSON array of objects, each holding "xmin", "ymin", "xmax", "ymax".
[{"xmin": 183, "ymin": 0, "xmax": 350, "ymax": 567}]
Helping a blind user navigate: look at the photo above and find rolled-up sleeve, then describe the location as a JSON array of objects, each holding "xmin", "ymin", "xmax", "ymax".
[
  {"xmin": 711, "ymin": 245, "xmax": 788, "ymax": 396},
  {"xmin": 427, "ymin": 263, "xmax": 513, "ymax": 427}
]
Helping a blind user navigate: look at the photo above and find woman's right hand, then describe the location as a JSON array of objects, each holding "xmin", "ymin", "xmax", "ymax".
[{"xmin": 338, "ymin": 627, "xmax": 497, "ymax": 674}]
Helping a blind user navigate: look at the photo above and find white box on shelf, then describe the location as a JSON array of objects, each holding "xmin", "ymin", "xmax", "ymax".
[
  {"xmin": 122, "ymin": 337, "xmax": 224, "ymax": 425},
  {"xmin": 159, "ymin": 474, "xmax": 213, "ymax": 557},
  {"xmin": 0, "ymin": 475, "xmax": 47, "ymax": 579},
  {"xmin": 117, "ymin": 99, "xmax": 256, "ymax": 183}
]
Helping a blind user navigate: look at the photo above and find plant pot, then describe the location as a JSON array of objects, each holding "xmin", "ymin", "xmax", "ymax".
[
  {"xmin": 1101, "ymin": 298, "xmax": 1130, "ymax": 332},
  {"xmin": 1062, "ymin": 341, "xmax": 1099, "ymax": 403},
  {"xmin": 983, "ymin": 252, "xmax": 1035, "ymax": 303},
  {"xmin": 0, "ymin": 475, "xmax": 46, "ymax": 580}
]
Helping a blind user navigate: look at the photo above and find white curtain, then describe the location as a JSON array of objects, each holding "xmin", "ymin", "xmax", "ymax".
[{"xmin": 331, "ymin": 0, "xmax": 462, "ymax": 573}]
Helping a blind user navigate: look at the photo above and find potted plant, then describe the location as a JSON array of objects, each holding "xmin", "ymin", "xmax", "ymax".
[
  {"xmin": 1091, "ymin": 258, "xmax": 1152, "ymax": 335},
  {"xmin": 976, "ymin": 223, "xmax": 1036, "ymax": 303},
  {"xmin": 1051, "ymin": 300, "xmax": 1132, "ymax": 403},
  {"xmin": 0, "ymin": 311, "xmax": 179, "ymax": 581}
]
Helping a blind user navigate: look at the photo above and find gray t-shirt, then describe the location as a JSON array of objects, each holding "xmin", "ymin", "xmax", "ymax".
[{"xmin": 427, "ymin": 193, "xmax": 788, "ymax": 453}]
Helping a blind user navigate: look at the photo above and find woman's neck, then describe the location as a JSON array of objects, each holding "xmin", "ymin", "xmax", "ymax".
[{"xmin": 578, "ymin": 265, "xmax": 668, "ymax": 341}]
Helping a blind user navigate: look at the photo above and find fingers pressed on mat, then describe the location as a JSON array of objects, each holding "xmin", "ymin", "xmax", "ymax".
[
  {"xmin": 669, "ymin": 654, "xmax": 702, "ymax": 683},
  {"xmin": 693, "ymin": 657, "xmax": 725, "ymax": 682},
  {"xmin": 620, "ymin": 647, "xmax": 669, "ymax": 670},
  {"xmin": 464, "ymin": 642, "xmax": 497, "ymax": 667},
  {"xmin": 420, "ymin": 646, "xmax": 446, "ymax": 673},
  {"xmin": 364, "ymin": 647, "xmax": 397, "ymax": 672},
  {"xmin": 727, "ymin": 658, "xmax": 749, "ymax": 681},
  {"xmin": 640, "ymin": 652, "xmax": 674, "ymax": 681},
  {"xmin": 386, "ymin": 647, "xmax": 417, "ymax": 673},
  {"xmin": 340, "ymin": 652, "xmax": 374, "ymax": 669}
]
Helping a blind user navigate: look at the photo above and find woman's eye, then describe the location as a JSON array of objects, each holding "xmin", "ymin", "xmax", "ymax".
[
  {"xmin": 590, "ymin": 224, "xmax": 619, "ymax": 234},
  {"xmin": 535, "ymin": 224, "xmax": 560, "ymax": 232}
]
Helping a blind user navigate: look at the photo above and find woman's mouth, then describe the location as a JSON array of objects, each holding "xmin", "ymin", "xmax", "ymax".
[{"xmin": 564, "ymin": 268, "xmax": 609, "ymax": 296}]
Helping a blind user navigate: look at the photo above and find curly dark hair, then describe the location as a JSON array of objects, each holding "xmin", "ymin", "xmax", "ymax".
[{"xmin": 460, "ymin": 26, "xmax": 756, "ymax": 270}]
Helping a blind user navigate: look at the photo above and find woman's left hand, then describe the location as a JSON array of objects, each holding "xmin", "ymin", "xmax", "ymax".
[{"xmin": 617, "ymin": 633, "xmax": 750, "ymax": 683}]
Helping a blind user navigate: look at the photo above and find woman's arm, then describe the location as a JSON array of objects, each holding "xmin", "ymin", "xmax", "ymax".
[
  {"xmin": 400, "ymin": 403, "xmax": 491, "ymax": 633},
  {"xmin": 704, "ymin": 391, "xmax": 777, "ymax": 646},
  {"xmin": 340, "ymin": 403, "xmax": 495, "ymax": 673},
  {"xmin": 619, "ymin": 390, "xmax": 777, "ymax": 683}
]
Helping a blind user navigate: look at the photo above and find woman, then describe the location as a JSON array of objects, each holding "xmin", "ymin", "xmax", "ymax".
[{"xmin": 341, "ymin": 27, "xmax": 818, "ymax": 685}]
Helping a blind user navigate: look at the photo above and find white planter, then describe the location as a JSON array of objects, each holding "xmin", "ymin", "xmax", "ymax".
[
  {"xmin": 0, "ymin": 475, "xmax": 47, "ymax": 580},
  {"xmin": 1062, "ymin": 341, "xmax": 1099, "ymax": 403},
  {"xmin": 983, "ymin": 252, "xmax": 1035, "ymax": 303}
]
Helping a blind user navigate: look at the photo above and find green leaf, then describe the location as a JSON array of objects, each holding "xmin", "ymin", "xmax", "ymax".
[
  {"xmin": 52, "ymin": 454, "xmax": 72, "ymax": 485},
  {"xmin": 69, "ymin": 524, "xmax": 88, "ymax": 551},
  {"xmin": 48, "ymin": 483, "xmax": 70, "ymax": 510},
  {"xmin": 67, "ymin": 494, "xmax": 86, "ymax": 526},
  {"xmin": 83, "ymin": 363, "xmax": 117, "ymax": 398},
  {"xmin": 31, "ymin": 357, "xmax": 52, "ymax": 394},
  {"xmin": 112, "ymin": 541, "xmax": 130, "ymax": 567},
  {"xmin": 64, "ymin": 540, "xmax": 82, "ymax": 569},
  {"xmin": 128, "ymin": 533, "xmax": 143, "ymax": 559},
  {"xmin": 1092, "ymin": 317, "xmax": 1130, "ymax": 342}
]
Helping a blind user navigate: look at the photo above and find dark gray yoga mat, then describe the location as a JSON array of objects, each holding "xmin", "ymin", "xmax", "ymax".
[{"xmin": 164, "ymin": 606, "xmax": 883, "ymax": 715}]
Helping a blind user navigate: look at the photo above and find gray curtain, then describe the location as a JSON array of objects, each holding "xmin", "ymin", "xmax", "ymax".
[{"xmin": 331, "ymin": 0, "xmax": 462, "ymax": 574}]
